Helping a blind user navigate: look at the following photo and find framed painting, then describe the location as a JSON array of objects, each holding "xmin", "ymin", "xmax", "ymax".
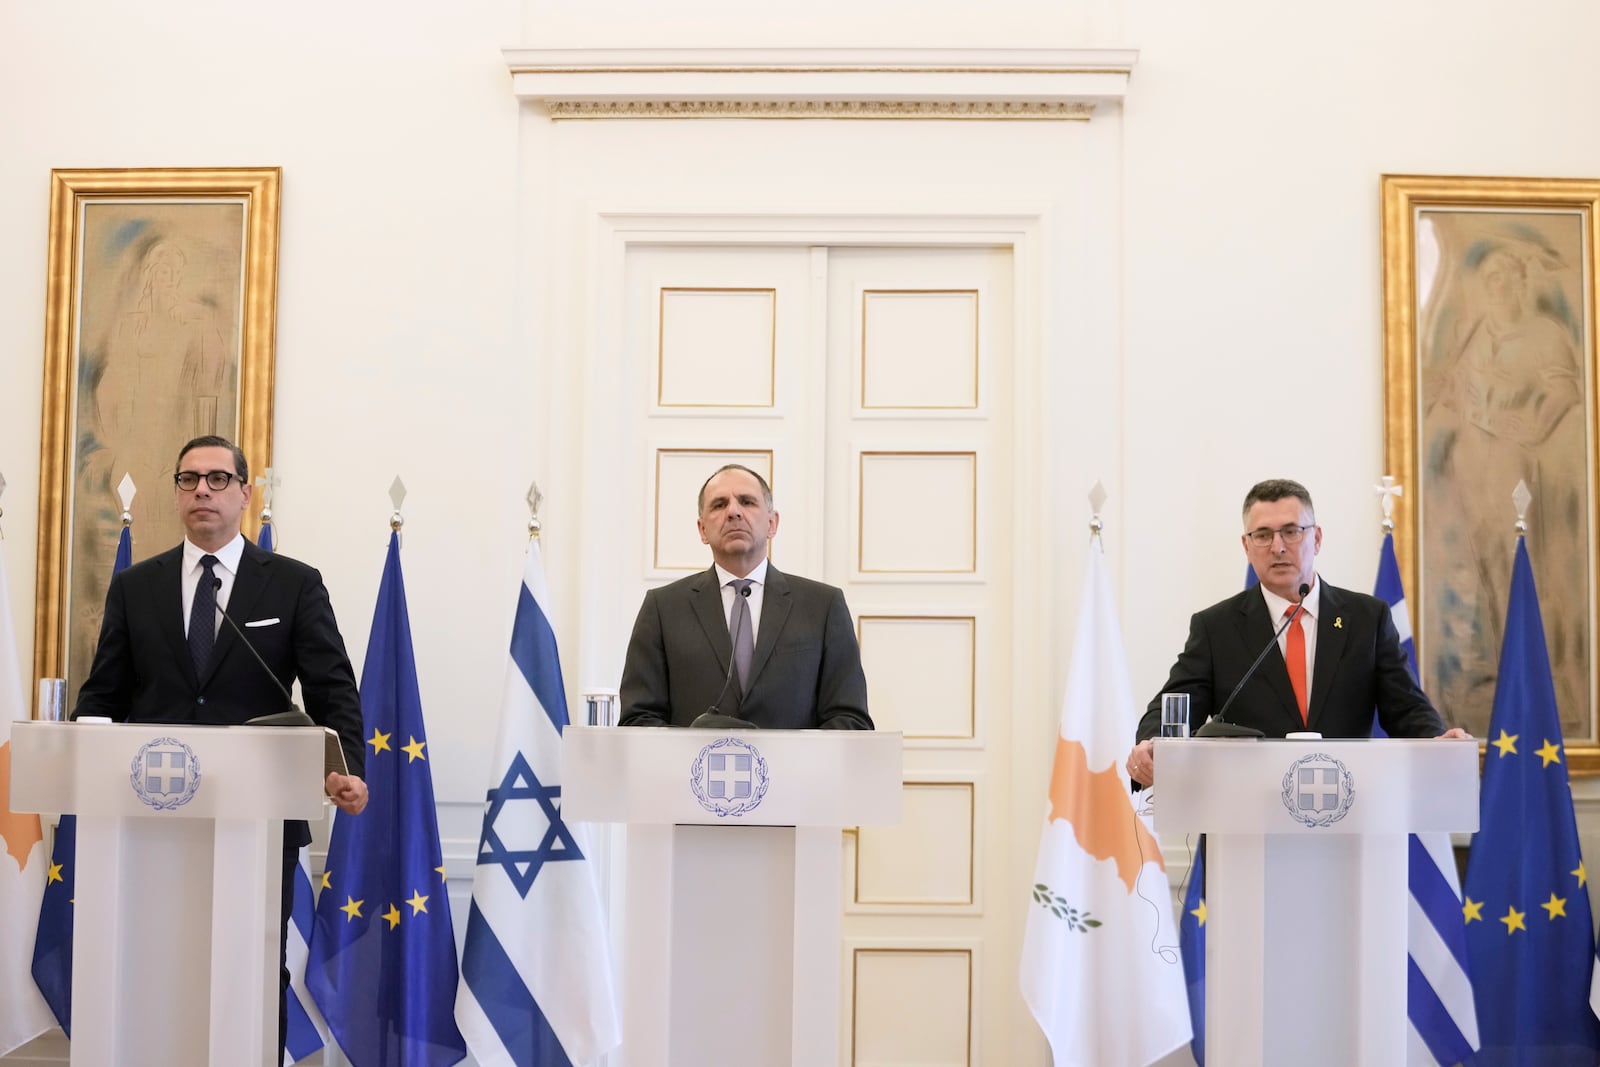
[
  {"xmin": 33, "ymin": 167, "xmax": 280, "ymax": 711},
  {"xmin": 1381, "ymin": 174, "xmax": 1600, "ymax": 774}
]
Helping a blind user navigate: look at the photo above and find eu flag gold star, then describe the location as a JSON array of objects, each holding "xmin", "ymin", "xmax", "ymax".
[
  {"xmin": 1491, "ymin": 730, "xmax": 1518, "ymax": 757},
  {"xmin": 382, "ymin": 904, "xmax": 402, "ymax": 930},
  {"xmin": 407, "ymin": 890, "xmax": 429, "ymax": 915},
  {"xmin": 319, "ymin": 870, "xmax": 332, "ymax": 892},
  {"xmin": 1191, "ymin": 899, "xmax": 1207, "ymax": 927},
  {"xmin": 1463, "ymin": 897, "xmax": 1483, "ymax": 923},
  {"xmin": 47, "ymin": 862, "xmax": 63, "ymax": 885},
  {"xmin": 402, "ymin": 736, "xmax": 427, "ymax": 763},
  {"xmin": 1575, "ymin": 861, "xmax": 1588, "ymax": 888},
  {"xmin": 340, "ymin": 896, "xmax": 364, "ymax": 921},
  {"xmin": 1541, "ymin": 893, "xmax": 1567, "ymax": 920},
  {"xmin": 436, "ymin": 865, "xmax": 447, "ymax": 883},
  {"xmin": 1535, "ymin": 739, "xmax": 1562, "ymax": 767},
  {"xmin": 368, "ymin": 729, "xmax": 392, "ymax": 754},
  {"xmin": 1499, "ymin": 906, "xmax": 1526, "ymax": 934}
]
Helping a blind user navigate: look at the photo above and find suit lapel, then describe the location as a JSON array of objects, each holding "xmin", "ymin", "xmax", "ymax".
[
  {"xmin": 747, "ymin": 564, "xmax": 791, "ymax": 692},
  {"xmin": 1235, "ymin": 590, "xmax": 1302, "ymax": 730},
  {"xmin": 1306, "ymin": 582, "xmax": 1348, "ymax": 729},
  {"xmin": 155, "ymin": 547, "xmax": 192, "ymax": 682},
  {"xmin": 201, "ymin": 542, "xmax": 269, "ymax": 686},
  {"xmin": 691, "ymin": 566, "xmax": 734, "ymax": 672}
]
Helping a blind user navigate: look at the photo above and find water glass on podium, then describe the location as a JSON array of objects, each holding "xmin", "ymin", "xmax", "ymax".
[
  {"xmin": 1160, "ymin": 692, "xmax": 1190, "ymax": 738},
  {"xmin": 37, "ymin": 678, "xmax": 66, "ymax": 722}
]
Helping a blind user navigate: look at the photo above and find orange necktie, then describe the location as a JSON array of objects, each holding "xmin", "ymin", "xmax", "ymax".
[{"xmin": 1284, "ymin": 605, "xmax": 1308, "ymax": 724}]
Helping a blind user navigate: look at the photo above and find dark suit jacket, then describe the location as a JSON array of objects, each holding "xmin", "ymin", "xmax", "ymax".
[
  {"xmin": 1135, "ymin": 580, "xmax": 1444, "ymax": 741},
  {"xmin": 74, "ymin": 540, "xmax": 366, "ymax": 845},
  {"xmin": 618, "ymin": 563, "xmax": 873, "ymax": 730}
]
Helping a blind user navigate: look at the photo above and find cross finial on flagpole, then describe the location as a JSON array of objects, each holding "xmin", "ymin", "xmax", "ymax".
[
  {"xmin": 526, "ymin": 482, "xmax": 543, "ymax": 541},
  {"xmin": 1374, "ymin": 475, "xmax": 1403, "ymax": 534},
  {"xmin": 1513, "ymin": 480, "xmax": 1532, "ymax": 535}
]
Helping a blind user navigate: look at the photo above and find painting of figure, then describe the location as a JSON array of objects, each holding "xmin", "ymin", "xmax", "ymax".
[
  {"xmin": 1416, "ymin": 208, "xmax": 1591, "ymax": 740},
  {"xmin": 66, "ymin": 201, "xmax": 245, "ymax": 704}
]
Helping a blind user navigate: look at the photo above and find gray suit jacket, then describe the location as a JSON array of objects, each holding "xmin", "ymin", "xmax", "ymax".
[{"xmin": 619, "ymin": 563, "xmax": 873, "ymax": 730}]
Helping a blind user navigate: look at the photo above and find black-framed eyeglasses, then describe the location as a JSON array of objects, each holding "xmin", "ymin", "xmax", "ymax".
[
  {"xmin": 174, "ymin": 470, "xmax": 240, "ymax": 492},
  {"xmin": 1245, "ymin": 524, "xmax": 1314, "ymax": 547}
]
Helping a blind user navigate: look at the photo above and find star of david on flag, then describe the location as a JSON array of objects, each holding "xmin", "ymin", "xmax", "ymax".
[{"xmin": 456, "ymin": 539, "xmax": 620, "ymax": 1067}]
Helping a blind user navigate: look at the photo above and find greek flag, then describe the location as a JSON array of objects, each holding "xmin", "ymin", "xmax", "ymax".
[
  {"xmin": 455, "ymin": 541, "xmax": 620, "ymax": 1066},
  {"xmin": 1372, "ymin": 532, "xmax": 1479, "ymax": 1065}
]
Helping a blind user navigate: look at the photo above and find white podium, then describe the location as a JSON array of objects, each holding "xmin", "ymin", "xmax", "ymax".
[
  {"xmin": 563, "ymin": 726, "xmax": 901, "ymax": 1067},
  {"xmin": 9, "ymin": 720, "xmax": 326, "ymax": 1067},
  {"xmin": 1153, "ymin": 737, "xmax": 1479, "ymax": 1067}
]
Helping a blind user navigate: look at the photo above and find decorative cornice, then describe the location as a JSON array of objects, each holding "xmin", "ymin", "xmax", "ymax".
[
  {"xmin": 504, "ymin": 47, "xmax": 1136, "ymax": 121},
  {"xmin": 546, "ymin": 99, "xmax": 1096, "ymax": 121}
]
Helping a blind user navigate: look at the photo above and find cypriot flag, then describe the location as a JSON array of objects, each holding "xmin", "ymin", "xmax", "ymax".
[
  {"xmin": 1019, "ymin": 533, "xmax": 1191, "ymax": 1067},
  {"xmin": 0, "ymin": 539, "xmax": 56, "ymax": 1055}
]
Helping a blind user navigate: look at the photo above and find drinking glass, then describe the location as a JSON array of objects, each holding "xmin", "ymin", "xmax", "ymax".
[
  {"xmin": 37, "ymin": 678, "xmax": 66, "ymax": 722},
  {"xmin": 1160, "ymin": 692, "xmax": 1190, "ymax": 739}
]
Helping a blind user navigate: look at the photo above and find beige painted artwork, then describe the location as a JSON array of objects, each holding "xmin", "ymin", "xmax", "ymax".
[
  {"xmin": 1418, "ymin": 209, "xmax": 1591, "ymax": 740},
  {"xmin": 67, "ymin": 201, "xmax": 244, "ymax": 701}
]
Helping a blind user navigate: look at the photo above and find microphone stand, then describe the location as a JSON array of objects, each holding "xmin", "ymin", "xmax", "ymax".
[{"xmin": 1193, "ymin": 582, "xmax": 1310, "ymax": 739}]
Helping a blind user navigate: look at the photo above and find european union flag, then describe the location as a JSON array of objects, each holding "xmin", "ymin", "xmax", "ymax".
[
  {"xmin": 306, "ymin": 531, "xmax": 465, "ymax": 1066},
  {"xmin": 1463, "ymin": 537, "xmax": 1600, "ymax": 1064},
  {"xmin": 1178, "ymin": 849, "xmax": 1205, "ymax": 1066},
  {"xmin": 30, "ymin": 524, "xmax": 131, "ymax": 1033}
]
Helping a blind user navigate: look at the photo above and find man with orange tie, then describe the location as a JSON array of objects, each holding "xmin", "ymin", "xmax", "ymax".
[{"xmin": 1125, "ymin": 478, "xmax": 1467, "ymax": 787}]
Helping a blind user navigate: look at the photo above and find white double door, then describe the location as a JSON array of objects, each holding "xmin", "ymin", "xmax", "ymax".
[{"xmin": 594, "ymin": 237, "xmax": 1053, "ymax": 1067}]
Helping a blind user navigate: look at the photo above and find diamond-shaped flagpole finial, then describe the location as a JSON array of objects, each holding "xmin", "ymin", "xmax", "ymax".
[
  {"xmin": 117, "ymin": 473, "xmax": 137, "ymax": 523},
  {"xmin": 526, "ymin": 481, "xmax": 544, "ymax": 540},
  {"xmin": 1087, "ymin": 480, "xmax": 1108, "ymax": 539},
  {"xmin": 1513, "ymin": 480, "xmax": 1533, "ymax": 534},
  {"xmin": 389, "ymin": 477, "xmax": 406, "ymax": 532}
]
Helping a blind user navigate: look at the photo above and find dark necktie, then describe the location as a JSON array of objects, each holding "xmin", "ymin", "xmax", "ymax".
[
  {"xmin": 189, "ymin": 555, "xmax": 219, "ymax": 677},
  {"xmin": 729, "ymin": 579, "xmax": 755, "ymax": 695}
]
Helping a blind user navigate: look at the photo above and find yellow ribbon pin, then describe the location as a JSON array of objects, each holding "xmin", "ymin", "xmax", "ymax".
[{"xmin": 1334, "ymin": 617, "xmax": 1343, "ymax": 629}]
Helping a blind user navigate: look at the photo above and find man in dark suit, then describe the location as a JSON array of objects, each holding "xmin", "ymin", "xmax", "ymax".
[
  {"xmin": 72, "ymin": 434, "xmax": 368, "ymax": 1057},
  {"xmin": 619, "ymin": 463, "xmax": 872, "ymax": 730},
  {"xmin": 1125, "ymin": 478, "xmax": 1468, "ymax": 786}
]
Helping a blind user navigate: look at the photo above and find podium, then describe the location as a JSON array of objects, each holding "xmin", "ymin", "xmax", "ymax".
[
  {"xmin": 563, "ymin": 726, "xmax": 901, "ymax": 1067},
  {"xmin": 9, "ymin": 720, "xmax": 327, "ymax": 1067},
  {"xmin": 1152, "ymin": 737, "xmax": 1479, "ymax": 1067}
]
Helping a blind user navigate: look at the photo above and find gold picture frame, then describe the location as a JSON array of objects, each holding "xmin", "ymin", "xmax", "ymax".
[
  {"xmin": 34, "ymin": 167, "xmax": 281, "ymax": 709},
  {"xmin": 1381, "ymin": 174, "xmax": 1600, "ymax": 775}
]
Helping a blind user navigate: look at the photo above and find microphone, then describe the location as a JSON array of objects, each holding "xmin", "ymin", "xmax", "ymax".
[
  {"xmin": 692, "ymin": 583, "xmax": 755, "ymax": 730},
  {"xmin": 209, "ymin": 577, "xmax": 310, "ymax": 726},
  {"xmin": 1193, "ymin": 582, "xmax": 1311, "ymax": 739}
]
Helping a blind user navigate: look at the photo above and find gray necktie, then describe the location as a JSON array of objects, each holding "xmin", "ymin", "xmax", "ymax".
[
  {"xmin": 729, "ymin": 578, "xmax": 754, "ymax": 695},
  {"xmin": 189, "ymin": 554, "xmax": 219, "ymax": 676}
]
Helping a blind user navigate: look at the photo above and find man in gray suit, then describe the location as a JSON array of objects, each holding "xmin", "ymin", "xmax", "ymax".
[{"xmin": 619, "ymin": 464, "xmax": 873, "ymax": 730}]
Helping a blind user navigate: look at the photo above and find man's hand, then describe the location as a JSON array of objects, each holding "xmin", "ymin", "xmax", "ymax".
[
  {"xmin": 1436, "ymin": 727, "xmax": 1472, "ymax": 740},
  {"xmin": 326, "ymin": 771, "xmax": 368, "ymax": 815},
  {"xmin": 1125, "ymin": 738, "xmax": 1156, "ymax": 787}
]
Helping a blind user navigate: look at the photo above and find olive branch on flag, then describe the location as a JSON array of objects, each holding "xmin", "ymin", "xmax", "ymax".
[{"xmin": 1031, "ymin": 883, "xmax": 1101, "ymax": 932}]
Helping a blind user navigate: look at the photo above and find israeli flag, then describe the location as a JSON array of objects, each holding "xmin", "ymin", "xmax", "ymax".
[{"xmin": 455, "ymin": 542, "xmax": 620, "ymax": 1066}]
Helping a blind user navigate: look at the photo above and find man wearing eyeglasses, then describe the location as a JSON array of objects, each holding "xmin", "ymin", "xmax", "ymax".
[
  {"xmin": 1125, "ymin": 478, "xmax": 1468, "ymax": 787},
  {"xmin": 73, "ymin": 434, "xmax": 367, "ymax": 1058}
]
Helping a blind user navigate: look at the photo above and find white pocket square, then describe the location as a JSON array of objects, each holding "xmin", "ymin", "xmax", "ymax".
[{"xmin": 244, "ymin": 618, "xmax": 280, "ymax": 628}]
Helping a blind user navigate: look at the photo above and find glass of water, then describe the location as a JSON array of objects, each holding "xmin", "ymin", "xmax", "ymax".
[
  {"xmin": 37, "ymin": 678, "xmax": 66, "ymax": 722},
  {"xmin": 1160, "ymin": 692, "xmax": 1190, "ymax": 739}
]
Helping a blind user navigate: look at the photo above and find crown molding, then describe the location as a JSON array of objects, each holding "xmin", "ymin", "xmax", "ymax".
[{"xmin": 503, "ymin": 47, "xmax": 1137, "ymax": 120}]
